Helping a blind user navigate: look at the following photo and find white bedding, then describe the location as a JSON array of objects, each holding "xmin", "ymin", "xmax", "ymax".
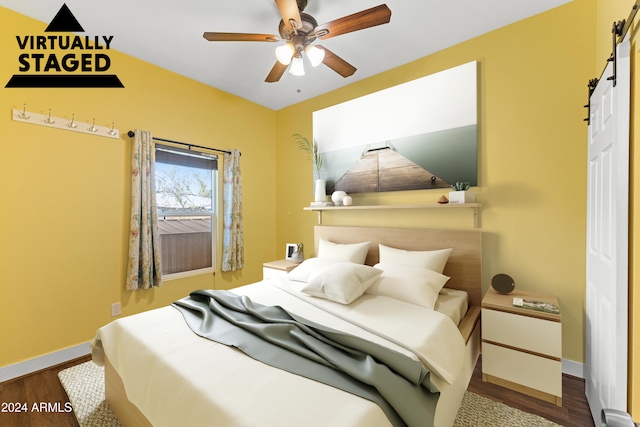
[
  {"xmin": 435, "ymin": 288, "xmax": 469, "ymax": 326},
  {"xmin": 92, "ymin": 278, "xmax": 467, "ymax": 427}
]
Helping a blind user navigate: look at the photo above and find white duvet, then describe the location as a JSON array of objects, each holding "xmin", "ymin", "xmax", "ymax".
[{"xmin": 92, "ymin": 278, "xmax": 466, "ymax": 427}]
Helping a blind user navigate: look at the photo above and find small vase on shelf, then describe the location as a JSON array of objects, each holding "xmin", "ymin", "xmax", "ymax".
[{"xmin": 314, "ymin": 179, "xmax": 326, "ymax": 202}]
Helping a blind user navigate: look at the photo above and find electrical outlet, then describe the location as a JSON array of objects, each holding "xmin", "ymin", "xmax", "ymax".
[{"xmin": 110, "ymin": 302, "xmax": 122, "ymax": 317}]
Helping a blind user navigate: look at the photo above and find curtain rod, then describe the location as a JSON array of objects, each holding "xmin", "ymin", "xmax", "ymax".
[{"xmin": 126, "ymin": 130, "xmax": 238, "ymax": 156}]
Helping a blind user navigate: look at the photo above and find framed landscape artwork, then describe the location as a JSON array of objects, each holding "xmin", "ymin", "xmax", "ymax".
[{"xmin": 312, "ymin": 61, "xmax": 478, "ymax": 194}]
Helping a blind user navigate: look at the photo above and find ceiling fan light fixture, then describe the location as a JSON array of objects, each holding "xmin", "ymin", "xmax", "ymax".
[
  {"xmin": 204, "ymin": 2, "xmax": 392, "ymax": 83},
  {"xmin": 305, "ymin": 45, "xmax": 325, "ymax": 67},
  {"xmin": 289, "ymin": 56, "xmax": 305, "ymax": 76},
  {"xmin": 275, "ymin": 43, "xmax": 295, "ymax": 65}
]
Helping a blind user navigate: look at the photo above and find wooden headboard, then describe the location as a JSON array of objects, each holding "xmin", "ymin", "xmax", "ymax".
[{"xmin": 314, "ymin": 226, "xmax": 482, "ymax": 307}]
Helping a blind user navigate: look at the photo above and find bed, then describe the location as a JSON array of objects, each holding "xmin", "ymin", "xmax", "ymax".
[{"xmin": 92, "ymin": 226, "xmax": 482, "ymax": 427}]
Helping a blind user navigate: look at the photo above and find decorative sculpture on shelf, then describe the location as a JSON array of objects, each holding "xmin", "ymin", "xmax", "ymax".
[{"xmin": 291, "ymin": 242, "xmax": 304, "ymax": 263}]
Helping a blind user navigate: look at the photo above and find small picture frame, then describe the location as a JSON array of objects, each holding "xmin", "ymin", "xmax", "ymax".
[{"xmin": 285, "ymin": 243, "xmax": 297, "ymax": 260}]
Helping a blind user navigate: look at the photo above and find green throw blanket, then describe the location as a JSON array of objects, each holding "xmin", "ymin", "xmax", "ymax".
[{"xmin": 172, "ymin": 289, "xmax": 440, "ymax": 427}]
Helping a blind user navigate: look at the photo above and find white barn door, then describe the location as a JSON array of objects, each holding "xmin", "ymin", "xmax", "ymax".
[{"xmin": 585, "ymin": 37, "xmax": 630, "ymax": 425}]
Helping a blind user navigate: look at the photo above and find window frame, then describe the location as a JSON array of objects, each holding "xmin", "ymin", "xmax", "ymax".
[{"xmin": 154, "ymin": 144, "xmax": 218, "ymax": 280}]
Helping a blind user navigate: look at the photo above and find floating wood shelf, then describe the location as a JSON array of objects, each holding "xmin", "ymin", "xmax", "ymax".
[{"xmin": 304, "ymin": 203, "xmax": 482, "ymax": 227}]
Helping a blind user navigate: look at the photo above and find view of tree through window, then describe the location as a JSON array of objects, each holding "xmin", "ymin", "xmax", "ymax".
[
  {"xmin": 156, "ymin": 163, "xmax": 212, "ymax": 213},
  {"xmin": 155, "ymin": 147, "xmax": 217, "ymax": 276}
]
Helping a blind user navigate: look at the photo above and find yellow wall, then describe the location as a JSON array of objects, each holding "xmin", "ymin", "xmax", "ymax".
[
  {"xmin": 0, "ymin": 7, "xmax": 277, "ymax": 367},
  {"xmin": 275, "ymin": 0, "xmax": 595, "ymax": 365},
  {"xmin": 633, "ymin": 17, "xmax": 640, "ymax": 421}
]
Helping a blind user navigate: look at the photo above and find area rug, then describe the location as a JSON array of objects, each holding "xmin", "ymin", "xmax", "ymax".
[
  {"xmin": 453, "ymin": 392, "xmax": 562, "ymax": 426},
  {"xmin": 58, "ymin": 361, "xmax": 121, "ymax": 427},
  {"xmin": 59, "ymin": 361, "xmax": 562, "ymax": 427}
]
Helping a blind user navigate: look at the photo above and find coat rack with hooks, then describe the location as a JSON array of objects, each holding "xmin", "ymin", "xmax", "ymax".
[{"xmin": 11, "ymin": 104, "xmax": 119, "ymax": 139}]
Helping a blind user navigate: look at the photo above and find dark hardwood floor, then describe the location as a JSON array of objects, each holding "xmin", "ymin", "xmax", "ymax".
[
  {"xmin": 0, "ymin": 355, "xmax": 90, "ymax": 427},
  {"xmin": 0, "ymin": 355, "xmax": 594, "ymax": 426}
]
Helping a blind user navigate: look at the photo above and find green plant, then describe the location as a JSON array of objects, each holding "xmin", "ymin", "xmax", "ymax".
[
  {"xmin": 451, "ymin": 181, "xmax": 470, "ymax": 191},
  {"xmin": 293, "ymin": 134, "xmax": 322, "ymax": 176}
]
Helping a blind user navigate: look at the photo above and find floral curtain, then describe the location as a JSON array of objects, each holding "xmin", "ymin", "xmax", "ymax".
[
  {"xmin": 222, "ymin": 149, "xmax": 244, "ymax": 272},
  {"xmin": 125, "ymin": 130, "xmax": 162, "ymax": 290}
]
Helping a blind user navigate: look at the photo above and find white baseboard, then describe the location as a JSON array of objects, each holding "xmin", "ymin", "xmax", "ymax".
[
  {"xmin": 563, "ymin": 358, "xmax": 584, "ymax": 379},
  {"xmin": 0, "ymin": 342, "xmax": 90, "ymax": 383}
]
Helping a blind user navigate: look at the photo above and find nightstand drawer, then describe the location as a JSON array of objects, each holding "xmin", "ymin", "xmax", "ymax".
[
  {"xmin": 482, "ymin": 308, "xmax": 561, "ymax": 358},
  {"xmin": 483, "ymin": 342, "xmax": 562, "ymax": 397}
]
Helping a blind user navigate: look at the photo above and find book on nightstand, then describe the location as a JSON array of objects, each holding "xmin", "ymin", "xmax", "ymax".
[{"xmin": 513, "ymin": 297, "xmax": 560, "ymax": 314}]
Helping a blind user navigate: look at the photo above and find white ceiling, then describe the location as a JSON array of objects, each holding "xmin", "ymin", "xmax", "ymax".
[{"xmin": 1, "ymin": 0, "xmax": 570, "ymax": 110}]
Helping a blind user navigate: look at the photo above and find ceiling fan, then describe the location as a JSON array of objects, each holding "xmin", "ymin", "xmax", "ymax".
[{"xmin": 203, "ymin": 0, "xmax": 391, "ymax": 82}]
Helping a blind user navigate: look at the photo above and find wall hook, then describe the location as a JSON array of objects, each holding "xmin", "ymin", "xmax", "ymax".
[
  {"xmin": 17, "ymin": 103, "xmax": 30, "ymax": 120},
  {"xmin": 43, "ymin": 109, "xmax": 55, "ymax": 124},
  {"xmin": 12, "ymin": 106, "xmax": 118, "ymax": 139},
  {"xmin": 67, "ymin": 114, "xmax": 78, "ymax": 129},
  {"xmin": 88, "ymin": 118, "xmax": 98, "ymax": 133}
]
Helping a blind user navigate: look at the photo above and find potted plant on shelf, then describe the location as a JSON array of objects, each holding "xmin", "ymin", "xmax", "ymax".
[
  {"xmin": 449, "ymin": 181, "xmax": 475, "ymax": 204},
  {"xmin": 293, "ymin": 134, "xmax": 327, "ymax": 203}
]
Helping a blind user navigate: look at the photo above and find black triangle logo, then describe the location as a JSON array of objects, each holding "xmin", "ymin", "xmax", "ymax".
[{"xmin": 45, "ymin": 4, "xmax": 84, "ymax": 32}]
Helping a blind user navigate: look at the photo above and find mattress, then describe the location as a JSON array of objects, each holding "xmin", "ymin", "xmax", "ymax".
[{"xmin": 92, "ymin": 278, "xmax": 468, "ymax": 427}]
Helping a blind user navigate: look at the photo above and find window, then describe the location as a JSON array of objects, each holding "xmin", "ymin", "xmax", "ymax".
[{"xmin": 155, "ymin": 144, "xmax": 217, "ymax": 277}]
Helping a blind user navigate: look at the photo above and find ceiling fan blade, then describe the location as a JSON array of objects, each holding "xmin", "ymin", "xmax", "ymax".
[
  {"xmin": 316, "ymin": 46, "xmax": 356, "ymax": 78},
  {"xmin": 203, "ymin": 32, "xmax": 279, "ymax": 42},
  {"xmin": 265, "ymin": 61, "xmax": 288, "ymax": 83},
  {"xmin": 275, "ymin": 0, "xmax": 302, "ymax": 30},
  {"xmin": 316, "ymin": 4, "xmax": 391, "ymax": 40}
]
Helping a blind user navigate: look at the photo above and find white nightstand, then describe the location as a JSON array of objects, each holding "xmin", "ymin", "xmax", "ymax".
[
  {"xmin": 481, "ymin": 287, "xmax": 563, "ymax": 406},
  {"xmin": 262, "ymin": 259, "xmax": 299, "ymax": 279}
]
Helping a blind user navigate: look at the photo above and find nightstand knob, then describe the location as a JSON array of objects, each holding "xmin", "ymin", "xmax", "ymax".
[{"xmin": 491, "ymin": 273, "xmax": 515, "ymax": 294}]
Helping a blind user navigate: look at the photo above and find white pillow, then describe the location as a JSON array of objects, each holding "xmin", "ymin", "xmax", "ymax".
[
  {"xmin": 378, "ymin": 244, "xmax": 452, "ymax": 273},
  {"xmin": 301, "ymin": 263, "xmax": 382, "ymax": 304},
  {"xmin": 367, "ymin": 263, "xmax": 450, "ymax": 309},
  {"xmin": 317, "ymin": 239, "xmax": 370, "ymax": 264},
  {"xmin": 287, "ymin": 258, "xmax": 342, "ymax": 283}
]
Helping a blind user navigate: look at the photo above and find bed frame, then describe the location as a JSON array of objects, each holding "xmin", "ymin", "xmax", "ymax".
[{"xmin": 104, "ymin": 226, "xmax": 482, "ymax": 427}]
